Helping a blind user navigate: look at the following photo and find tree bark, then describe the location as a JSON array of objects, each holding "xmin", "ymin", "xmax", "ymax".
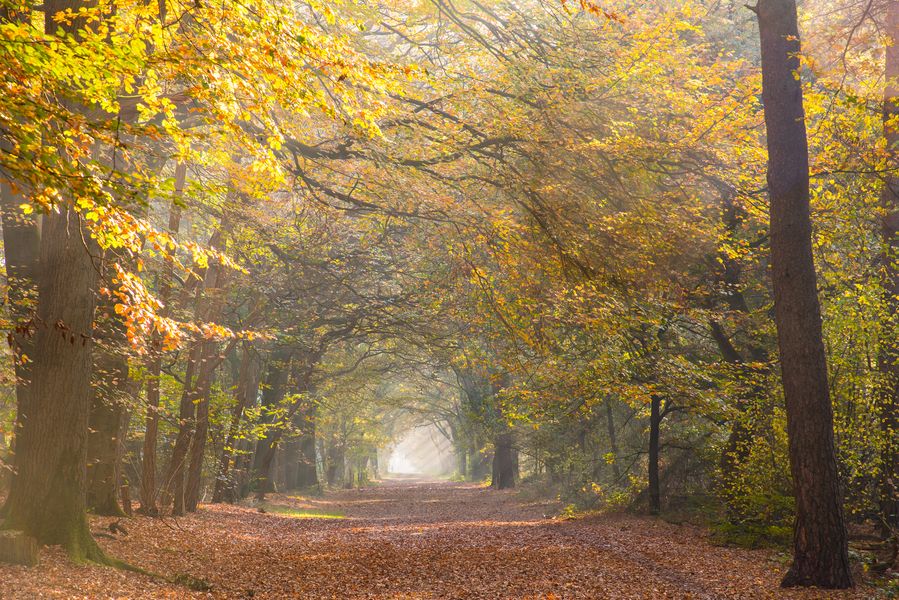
[
  {"xmin": 139, "ymin": 162, "xmax": 185, "ymax": 515},
  {"xmin": 295, "ymin": 401, "xmax": 318, "ymax": 488},
  {"xmin": 161, "ymin": 343, "xmax": 200, "ymax": 515},
  {"xmin": 282, "ymin": 437, "xmax": 300, "ymax": 490},
  {"xmin": 250, "ymin": 348, "xmax": 292, "ymax": 498},
  {"xmin": 491, "ymin": 431, "xmax": 515, "ymax": 489},
  {"xmin": 880, "ymin": 0, "xmax": 899, "ymax": 538},
  {"xmin": 605, "ymin": 399, "xmax": 621, "ymax": 481},
  {"xmin": 2, "ymin": 207, "xmax": 104, "ymax": 560},
  {"xmin": 0, "ymin": 2, "xmax": 41, "ymax": 517},
  {"xmin": 183, "ymin": 344, "xmax": 218, "ymax": 512},
  {"xmin": 755, "ymin": 0, "xmax": 852, "ymax": 588},
  {"xmin": 648, "ymin": 395, "xmax": 661, "ymax": 515},
  {"xmin": 1, "ymin": 0, "xmax": 114, "ymax": 561},
  {"xmin": 490, "ymin": 374, "xmax": 515, "ymax": 490},
  {"xmin": 0, "ymin": 160, "xmax": 40, "ymax": 513},
  {"xmin": 213, "ymin": 343, "xmax": 260, "ymax": 502},
  {"xmin": 85, "ymin": 342, "xmax": 129, "ymax": 516}
]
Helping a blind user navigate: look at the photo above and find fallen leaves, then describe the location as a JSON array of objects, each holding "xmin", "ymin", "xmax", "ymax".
[{"xmin": 0, "ymin": 480, "xmax": 877, "ymax": 598}]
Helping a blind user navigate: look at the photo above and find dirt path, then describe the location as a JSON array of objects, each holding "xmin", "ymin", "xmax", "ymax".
[{"xmin": 0, "ymin": 478, "xmax": 875, "ymax": 599}]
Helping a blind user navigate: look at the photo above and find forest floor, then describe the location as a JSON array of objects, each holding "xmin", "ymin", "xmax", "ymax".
[{"xmin": 0, "ymin": 477, "xmax": 883, "ymax": 599}]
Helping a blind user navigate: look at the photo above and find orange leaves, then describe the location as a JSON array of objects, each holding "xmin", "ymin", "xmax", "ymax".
[
  {"xmin": 560, "ymin": 0, "xmax": 625, "ymax": 23},
  {"xmin": 0, "ymin": 482, "xmax": 876, "ymax": 598},
  {"xmin": 105, "ymin": 263, "xmax": 266, "ymax": 354}
]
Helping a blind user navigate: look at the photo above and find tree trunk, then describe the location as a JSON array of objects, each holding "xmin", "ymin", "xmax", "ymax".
[
  {"xmin": 0, "ymin": 159, "xmax": 40, "ymax": 515},
  {"xmin": 283, "ymin": 437, "xmax": 300, "ymax": 490},
  {"xmin": 490, "ymin": 375, "xmax": 515, "ymax": 489},
  {"xmin": 457, "ymin": 447, "xmax": 468, "ymax": 479},
  {"xmin": 184, "ymin": 212, "xmax": 230, "ymax": 513},
  {"xmin": 0, "ymin": 1, "xmax": 41, "ymax": 513},
  {"xmin": 250, "ymin": 349, "xmax": 292, "ymax": 499},
  {"xmin": 183, "ymin": 352, "xmax": 215, "ymax": 512},
  {"xmin": 295, "ymin": 402, "xmax": 318, "ymax": 488},
  {"xmin": 491, "ymin": 431, "xmax": 515, "ymax": 489},
  {"xmin": 755, "ymin": 0, "xmax": 852, "ymax": 588},
  {"xmin": 605, "ymin": 399, "xmax": 621, "ymax": 481},
  {"xmin": 648, "ymin": 395, "xmax": 661, "ymax": 515},
  {"xmin": 162, "ymin": 215, "xmax": 229, "ymax": 515},
  {"xmin": 161, "ymin": 343, "xmax": 199, "ymax": 515},
  {"xmin": 880, "ymin": 0, "xmax": 899, "ymax": 538},
  {"xmin": 85, "ymin": 353, "xmax": 129, "ymax": 516},
  {"xmin": 86, "ymin": 282, "xmax": 133, "ymax": 517},
  {"xmin": 213, "ymin": 343, "xmax": 259, "ymax": 503},
  {"xmin": 2, "ymin": 207, "xmax": 104, "ymax": 561},
  {"xmin": 139, "ymin": 162, "xmax": 185, "ymax": 515}
]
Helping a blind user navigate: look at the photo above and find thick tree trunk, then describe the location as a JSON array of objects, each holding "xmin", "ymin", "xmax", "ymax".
[
  {"xmin": 490, "ymin": 375, "xmax": 515, "ymax": 490},
  {"xmin": 880, "ymin": 0, "xmax": 899, "ymax": 538},
  {"xmin": 139, "ymin": 162, "xmax": 185, "ymax": 515},
  {"xmin": 2, "ymin": 207, "xmax": 104, "ymax": 561},
  {"xmin": 756, "ymin": 0, "xmax": 852, "ymax": 588},
  {"xmin": 491, "ymin": 431, "xmax": 515, "ymax": 489},
  {"xmin": 648, "ymin": 395, "xmax": 661, "ymax": 515},
  {"xmin": 325, "ymin": 443, "xmax": 344, "ymax": 487}
]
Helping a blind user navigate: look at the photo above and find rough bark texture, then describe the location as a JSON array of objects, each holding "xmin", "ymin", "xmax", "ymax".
[
  {"xmin": 139, "ymin": 162, "xmax": 185, "ymax": 515},
  {"xmin": 2, "ymin": 207, "xmax": 104, "ymax": 561},
  {"xmin": 880, "ymin": 0, "xmax": 899, "ymax": 538},
  {"xmin": 756, "ymin": 0, "xmax": 852, "ymax": 588}
]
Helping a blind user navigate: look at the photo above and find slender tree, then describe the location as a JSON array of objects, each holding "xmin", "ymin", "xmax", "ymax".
[{"xmin": 754, "ymin": 0, "xmax": 852, "ymax": 588}]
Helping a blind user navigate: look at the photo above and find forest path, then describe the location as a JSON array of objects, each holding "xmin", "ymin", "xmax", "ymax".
[{"xmin": 0, "ymin": 478, "xmax": 872, "ymax": 599}]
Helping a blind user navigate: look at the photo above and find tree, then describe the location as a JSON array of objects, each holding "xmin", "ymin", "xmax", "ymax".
[
  {"xmin": 1, "ymin": 0, "xmax": 114, "ymax": 562},
  {"xmin": 754, "ymin": 0, "xmax": 852, "ymax": 588},
  {"xmin": 880, "ymin": 0, "xmax": 899, "ymax": 539}
]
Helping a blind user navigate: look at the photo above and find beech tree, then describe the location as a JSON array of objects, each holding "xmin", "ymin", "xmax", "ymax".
[{"xmin": 754, "ymin": 0, "xmax": 851, "ymax": 588}]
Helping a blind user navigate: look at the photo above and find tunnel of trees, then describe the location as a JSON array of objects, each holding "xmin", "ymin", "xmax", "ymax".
[{"xmin": 0, "ymin": 0, "xmax": 897, "ymax": 593}]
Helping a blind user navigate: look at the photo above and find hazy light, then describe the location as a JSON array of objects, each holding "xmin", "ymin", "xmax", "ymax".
[{"xmin": 387, "ymin": 423, "xmax": 455, "ymax": 476}]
